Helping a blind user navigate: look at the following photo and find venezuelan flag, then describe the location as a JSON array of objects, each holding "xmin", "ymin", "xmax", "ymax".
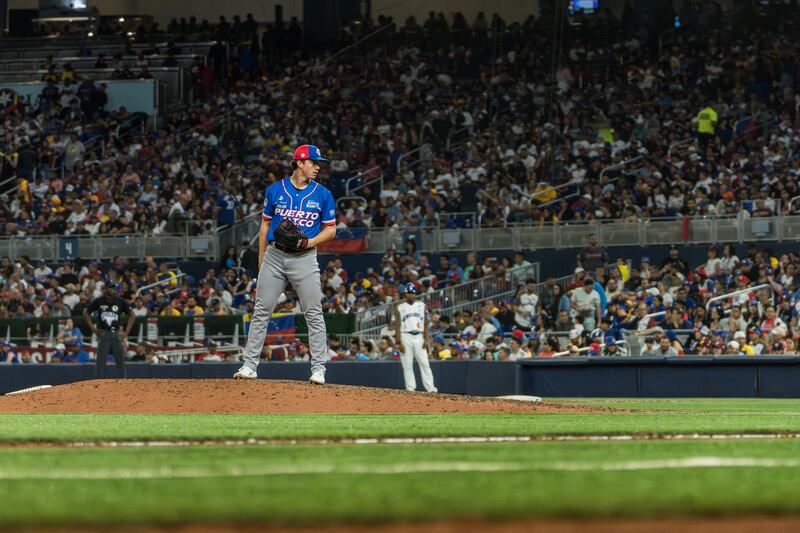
[{"xmin": 265, "ymin": 313, "xmax": 296, "ymax": 345}]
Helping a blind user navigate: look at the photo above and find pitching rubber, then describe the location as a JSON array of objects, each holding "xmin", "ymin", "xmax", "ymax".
[{"xmin": 4, "ymin": 385, "xmax": 52, "ymax": 396}]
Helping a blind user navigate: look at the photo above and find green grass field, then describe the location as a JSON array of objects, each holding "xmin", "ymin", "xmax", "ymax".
[{"xmin": 2, "ymin": 398, "xmax": 800, "ymax": 528}]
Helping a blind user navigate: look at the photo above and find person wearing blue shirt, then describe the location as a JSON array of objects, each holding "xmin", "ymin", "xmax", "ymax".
[
  {"xmin": 235, "ymin": 144, "xmax": 337, "ymax": 385},
  {"xmin": 57, "ymin": 318, "xmax": 83, "ymax": 347},
  {"xmin": 62, "ymin": 342, "xmax": 91, "ymax": 363},
  {"xmin": 1, "ymin": 341, "xmax": 19, "ymax": 363},
  {"xmin": 216, "ymin": 186, "xmax": 239, "ymax": 227},
  {"xmin": 594, "ymin": 277, "xmax": 608, "ymax": 315}
]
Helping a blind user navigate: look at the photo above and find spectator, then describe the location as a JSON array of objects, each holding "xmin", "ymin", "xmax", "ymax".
[
  {"xmin": 61, "ymin": 342, "xmax": 91, "ymax": 363},
  {"xmin": 655, "ymin": 336, "xmax": 679, "ymax": 356},
  {"xmin": 56, "ymin": 318, "xmax": 83, "ymax": 347},
  {"xmin": 577, "ymin": 234, "xmax": 609, "ymax": 273},
  {"xmin": 513, "ymin": 279, "xmax": 539, "ymax": 330},
  {"xmin": 640, "ymin": 337, "xmax": 658, "ymax": 356},
  {"xmin": 240, "ymin": 241, "xmax": 259, "ymax": 274},
  {"xmin": 571, "ymin": 278, "xmax": 601, "ymax": 331}
]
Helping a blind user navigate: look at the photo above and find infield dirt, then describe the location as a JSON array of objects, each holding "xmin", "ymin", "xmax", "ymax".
[{"xmin": 0, "ymin": 379, "xmax": 605, "ymax": 414}]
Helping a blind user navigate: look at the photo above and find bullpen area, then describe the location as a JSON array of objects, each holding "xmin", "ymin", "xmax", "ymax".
[{"xmin": 1, "ymin": 380, "xmax": 800, "ymax": 532}]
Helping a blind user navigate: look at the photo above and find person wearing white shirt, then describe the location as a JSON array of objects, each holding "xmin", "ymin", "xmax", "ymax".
[
  {"xmin": 514, "ymin": 281, "xmax": 539, "ymax": 329},
  {"xmin": 33, "ymin": 260, "xmax": 53, "ymax": 279},
  {"xmin": 394, "ymin": 284, "xmax": 437, "ymax": 393},
  {"xmin": 703, "ymin": 246, "xmax": 722, "ymax": 277}
]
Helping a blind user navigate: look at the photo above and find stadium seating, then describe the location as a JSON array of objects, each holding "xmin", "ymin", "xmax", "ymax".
[{"xmin": 1, "ymin": 4, "xmax": 799, "ymax": 363}]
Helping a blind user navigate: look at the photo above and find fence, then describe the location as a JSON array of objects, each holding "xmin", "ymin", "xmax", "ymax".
[
  {"xmin": 216, "ymin": 212, "xmax": 262, "ymax": 253},
  {"xmin": 359, "ymin": 214, "xmax": 800, "ymax": 254},
  {"xmin": 355, "ymin": 262, "xmax": 541, "ymax": 339},
  {"xmin": 5, "ymin": 213, "xmax": 800, "ymax": 263},
  {"xmin": 705, "ymin": 284, "xmax": 774, "ymax": 311},
  {"xmin": 0, "ymin": 54, "xmax": 205, "ymax": 72},
  {"xmin": 0, "ymin": 232, "xmax": 217, "ymax": 261},
  {"xmin": 396, "ymin": 143, "xmax": 433, "ymax": 173}
]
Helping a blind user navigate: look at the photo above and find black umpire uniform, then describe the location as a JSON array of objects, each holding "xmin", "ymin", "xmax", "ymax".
[{"xmin": 83, "ymin": 285, "xmax": 137, "ymax": 378}]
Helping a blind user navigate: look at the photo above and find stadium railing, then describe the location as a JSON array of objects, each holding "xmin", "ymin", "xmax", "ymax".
[
  {"xmin": 364, "ymin": 213, "xmax": 800, "ymax": 253},
  {"xmin": 0, "ymin": 67, "xmax": 190, "ymax": 109},
  {"xmin": 734, "ymin": 110, "xmax": 779, "ymax": 136},
  {"xmin": 345, "ymin": 166, "xmax": 382, "ymax": 196},
  {"xmin": 9, "ymin": 212, "xmax": 800, "ymax": 261},
  {"xmin": 355, "ymin": 262, "xmax": 541, "ymax": 340},
  {"xmin": 396, "ymin": 143, "xmax": 433, "ymax": 174},
  {"xmin": 599, "ymin": 155, "xmax": 646, "ymax": 182},
  {"xmin": 0, "ymin": 54, "xmax": 205, "ymax": 71},
  {"xmin": 705, "ymin": 283, "xmax": 774, "ymax": 311},
  {"xmin": 0, "ymin": 231, "xmax": 216, "ymax": 261},
  {"xmin": 667, "ymin": 138, "xmax": 696, "ymax": 158},
  {"xmin": 216, "ymin": 212, "xmax": 262, "ymax": 253},
  {"xmin": 0, "ymin": 40, "xmax": 214, "ymax": 60}
]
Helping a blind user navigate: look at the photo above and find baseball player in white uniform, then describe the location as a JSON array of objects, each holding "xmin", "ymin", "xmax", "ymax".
[{"xmin": 394, "ymin": 283, "xmax": 437, "ymax": 393}]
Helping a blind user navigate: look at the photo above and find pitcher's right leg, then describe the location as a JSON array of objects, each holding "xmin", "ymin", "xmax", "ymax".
[{"xmin": 238, "ymin": 248, "xmax": 287, "ymax": 375}]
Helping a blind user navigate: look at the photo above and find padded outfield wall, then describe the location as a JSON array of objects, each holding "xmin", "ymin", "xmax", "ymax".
[{"xmin": 2, "ymin": 359, "xmax": 800, "ymax": 397}]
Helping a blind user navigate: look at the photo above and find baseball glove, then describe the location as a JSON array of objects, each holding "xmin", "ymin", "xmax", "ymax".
[{"xmin": 274, "ymin": 218, "xmax": 308, "ymax": 253}]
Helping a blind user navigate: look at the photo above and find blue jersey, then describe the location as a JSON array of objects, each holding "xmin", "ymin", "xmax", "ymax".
[
  {"xmin": 262, "ymin": 178, "xmax": 336, "ymax": 240},
  {"xmin": 217, "ymin": 192, "xmax": 238, "ymax": 226}
]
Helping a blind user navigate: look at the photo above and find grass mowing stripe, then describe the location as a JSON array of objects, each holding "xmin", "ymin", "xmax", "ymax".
[
  {"xmin": 2, "ymin": 457, "xmax": 800, "ymax": 480},
  {"xmin": 3, "ymin": 440, "xmax": 800, "ymax": 526},
  {"xmin": 4, "ymin": 409, "xmax": 800, "ymax": 441}
]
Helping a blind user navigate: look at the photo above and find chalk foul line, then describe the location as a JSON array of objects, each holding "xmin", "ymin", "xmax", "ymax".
[
  {"xmin": 1, "ymin": 457, "xmax": 800, "ymax": 481},
  {"xmin": 11, "ymin": 432, "xmax": 800, "ymax": 448}
]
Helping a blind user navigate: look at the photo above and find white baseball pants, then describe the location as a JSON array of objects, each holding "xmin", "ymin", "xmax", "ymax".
[{"xmin": 400, "ymin": 332, "xmax": 437, "ymax": 392}]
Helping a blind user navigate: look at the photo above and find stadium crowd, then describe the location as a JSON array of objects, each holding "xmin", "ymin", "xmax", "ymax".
[
  {"xmin": 3, "ymin": 235, "xmax": 800, "ymax": 363},
  {"xmin": 4, "ymin": 5, "xmax": 800, "ymax": 239},
  {"xmin": 2, "ymin": 4, "xmax": 800, "ymax": 361}
]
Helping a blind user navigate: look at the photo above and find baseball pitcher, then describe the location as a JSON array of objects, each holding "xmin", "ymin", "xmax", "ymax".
[
  {"xmin": 394, "ymin": 283, "xmax": 438, "ymax": 393},
  {"xmin": 234, "ymin": 145, "xmax": 336, "ymax": 384}
]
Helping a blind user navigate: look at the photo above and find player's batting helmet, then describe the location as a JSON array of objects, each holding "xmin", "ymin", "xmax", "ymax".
[{"xmin": 404, "ymin": 283, "xmax": 417, "ymax": 294}]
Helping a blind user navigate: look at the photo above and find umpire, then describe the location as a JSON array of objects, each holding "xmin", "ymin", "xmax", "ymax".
[{"xmin": 83, "ymin": 284, "xmax": 137, "ymax": 378}]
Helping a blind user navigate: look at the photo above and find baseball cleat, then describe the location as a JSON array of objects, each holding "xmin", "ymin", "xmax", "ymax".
[
  {"xmin": 233, "ymin": 366, "xmax": 257, "ymax": 379},
  {"xmin": 309, "ymin": 371, "xmax": 325, "ymax": 385}
]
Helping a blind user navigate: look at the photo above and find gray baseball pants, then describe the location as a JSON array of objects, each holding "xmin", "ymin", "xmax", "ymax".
[{"xmin": 241, "ymin": 245, "xmax": 327, "ymax": 375}]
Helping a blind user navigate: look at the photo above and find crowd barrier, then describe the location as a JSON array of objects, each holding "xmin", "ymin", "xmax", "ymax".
[
  {"xmin": 519, "ymin": 357, "xmax": 800, "ymax": 398},
  {"xmin": 3, "ymin": 358, "xmax": 800, "ymax": 397},
  {"xmin": 0, "ymin": 360, "xmax": 521, "ymax": 396}
]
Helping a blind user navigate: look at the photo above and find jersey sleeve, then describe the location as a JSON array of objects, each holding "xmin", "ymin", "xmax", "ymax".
[
  {"xmin": 321, "ymin": 188, "xmax": 336, "ymax": 226},
  {"xmin": 262, "ymin": 186, "xmax": 274, "ymax": 221}
]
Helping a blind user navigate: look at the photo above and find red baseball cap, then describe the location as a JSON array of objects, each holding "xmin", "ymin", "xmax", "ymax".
[{"xmin": 292, "ymin": 144, "xmax": 329, "ymax": 162}]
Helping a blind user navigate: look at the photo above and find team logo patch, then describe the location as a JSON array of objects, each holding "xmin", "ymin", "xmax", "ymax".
[{"xmin": 306, "ymin": 200, "xmax": 320, "ymax": 210}]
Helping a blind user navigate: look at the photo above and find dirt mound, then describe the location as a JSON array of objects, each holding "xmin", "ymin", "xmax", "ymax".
[{"xmin": 0, "ymin": 379, "xmax": 597, "ymax": 414}]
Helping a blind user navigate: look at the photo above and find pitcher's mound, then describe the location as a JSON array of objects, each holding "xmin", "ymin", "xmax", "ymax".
[{"xmin": 0, "ymin": 379, "xmax": 592, "ymax": 414}]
